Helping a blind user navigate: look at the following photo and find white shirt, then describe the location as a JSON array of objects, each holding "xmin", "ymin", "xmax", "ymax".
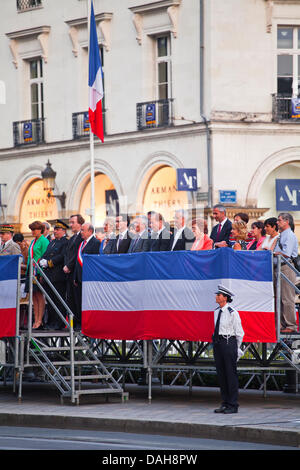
[
  {"xmin": 171, "ymin": 226, "xmax": 185, "ymax": 251},
  {"xmin": 261, "ymin": 234, "xmax": 279, "ymax": 250},
  {"xmin": 214, "ymin": 303, "xmax": 244, "ymax": 349}
]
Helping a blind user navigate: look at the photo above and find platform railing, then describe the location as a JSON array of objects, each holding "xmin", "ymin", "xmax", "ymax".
[{"xmin": 27, "ymin": 258, "xmax": 75, "ymax": 401}]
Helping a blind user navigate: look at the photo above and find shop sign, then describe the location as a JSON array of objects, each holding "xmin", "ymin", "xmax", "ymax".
[{"xmin": 176, "ymin": 169, "xmax": 197, "ymax": 191}]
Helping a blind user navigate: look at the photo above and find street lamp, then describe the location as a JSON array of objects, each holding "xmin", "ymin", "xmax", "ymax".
[{"xmin": 41, "ymin": 160, "xmax": 66, "ymax": 209}]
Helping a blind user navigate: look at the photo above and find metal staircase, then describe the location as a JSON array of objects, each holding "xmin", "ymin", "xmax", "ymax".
[
  {"xmin": 16, "ymin": 258, "xmax": 128, "ymax": 405},
  {"xmin": 25, "ymin": 331, "xmax": 127, "ymax": 405}
]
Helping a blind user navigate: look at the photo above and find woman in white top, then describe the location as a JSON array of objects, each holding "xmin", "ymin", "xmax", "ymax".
[{"xmin": 262, "ymin": 217, "xmax": 279, "ymax": 251}]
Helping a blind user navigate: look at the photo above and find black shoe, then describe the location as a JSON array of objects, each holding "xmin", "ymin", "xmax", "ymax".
[
  {"xmin": 223, "ymin": 407, "xmax": 238, "ymax": 414},
  {"xmin": 214, "ymin": 405, "xmax": 227, "ymax": 413}
]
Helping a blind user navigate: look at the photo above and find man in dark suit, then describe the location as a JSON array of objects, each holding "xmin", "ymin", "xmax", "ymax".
[
  {"xmin": 39, "ymin": 220, "xmax": 69, "ymax": 330},
  {"xmin": 210, "ymin": 204, "xmax": 232, "ymax": 248},
  {"xmin": 63, "ymin": 214, "xmax": 85, "ymax": 324},
  {"xmin": 170, "ymin": 209, "xmax": 195, "ymax": 251},
  {"xmin": 73, "ymin": 223, "xmax": 101, "ymax": 329},
  {"xmin": 149, "ymin": 212, "xmax": 171, "ymax": 251},
  {"xmin": 113, "ymin": 214, "xmax": 131, "ymax": 254},
  {"xmin": 128, "ymin": 215, "xmax": 151, "ymax": 253}
]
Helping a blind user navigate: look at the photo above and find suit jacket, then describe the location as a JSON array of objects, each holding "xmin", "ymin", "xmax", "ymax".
[
  {"xmin": 128, "ymin": 231, "xmax": 151, "ymax": 253},
  {"xmin": 170, "ymin": 227, "xmax": 195, "ymax": 251},
  {"xmin": 102, "ymin": 236, "xmax": 116, "ymax": 254},
  {"xmin": 74, "ymin": 236, "xmax": 101, "ymax": 283},
  {"xmin": 0, "ymin": 239, "xmax": 21, "ymax": 256},
  {"xmin": 113, "ymin": 230, "xmax": 131, "ymax": 254},
  {"xmin": 42, "ymin": 236, "xmax": 68, "ymax": 283},
  {"xmin": 64, "ymin": 232, "xmax": 83, "ymax": 274},
  {"xmin": 150, "ymin": 227, "xmax": 171, "ymax": 252},
  {"xmin": 210, "ymin": 219, "xmax": 232, "ymax": 248}
]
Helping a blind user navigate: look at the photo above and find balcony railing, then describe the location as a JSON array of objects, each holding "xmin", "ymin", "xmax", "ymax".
[
  {"xmin": 272, "ymin": 94, "xmax": 300, "ymax": 122},
  {"xmin": 137, "ymin": 99, "xmax": 174, "ymax": 131},
  {"xmin": 72, "ymin": 111, "xmax": 106, "ymax": 139},
  {"xmin": 13, "ymin": 118, "xmax": 45, "ymax": 147},
  {"xmin": 17, "ymin": 0, "xmax": 42, "ymax": 11}
]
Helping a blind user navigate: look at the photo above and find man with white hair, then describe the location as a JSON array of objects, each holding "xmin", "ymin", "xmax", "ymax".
[{"xmin": 73, "ymin": 223, "xmax": 100, "ymax": 329}]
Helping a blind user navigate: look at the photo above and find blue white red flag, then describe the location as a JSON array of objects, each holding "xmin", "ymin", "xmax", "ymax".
[
  {"xmin": 0, "ymin": 255, "xmax": 19, "ymax": 337},
  {"xmin": 88, "ymin": 1, "xmax": 104, "ymax": 142},
  {"xmin": 82, "ymin": 249, "xmax": 276, "ymax": 343}
]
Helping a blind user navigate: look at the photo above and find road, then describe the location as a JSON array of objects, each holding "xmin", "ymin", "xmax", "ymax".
[{"xmin": 0, "ymin": 426, "xmax": 297, "ymax": 451}]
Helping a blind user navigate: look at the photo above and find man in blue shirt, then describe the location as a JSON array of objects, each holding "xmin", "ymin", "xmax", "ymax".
[{"xmin": 274, "ymin": 213, "xmax": 299, "ymax": 333}]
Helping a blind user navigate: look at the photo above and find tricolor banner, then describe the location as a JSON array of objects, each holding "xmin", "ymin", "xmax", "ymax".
[
  {"xmin": 88, "ymin": 0, "xmax": 104, "ymax": 142},
  {"xmin": 0, "ymin": 255, "xmax": 19, "ymax": 338},
  {"xmin": 82, "ymin": 249, "xmax": 276, "ymax": 343}
]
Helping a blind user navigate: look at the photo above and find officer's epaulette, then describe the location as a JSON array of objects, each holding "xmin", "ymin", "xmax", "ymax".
[{"xmin": 228, "ymin": 306, "xmax": 234, "ymax": 313}]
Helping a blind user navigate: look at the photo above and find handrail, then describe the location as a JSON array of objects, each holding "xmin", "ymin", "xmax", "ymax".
[{"xmin": 28, "ymin": 258, "xmax": 75, "ymax": 402}]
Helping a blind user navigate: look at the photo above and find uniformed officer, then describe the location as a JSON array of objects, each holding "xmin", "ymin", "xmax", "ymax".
[
  {"xmin": 212, "ymin": 285, "xmax": 244, "ymax": 414},
  {"xmin": 39, "ymin": 220, "xmax": 69, "ymax": 330}
]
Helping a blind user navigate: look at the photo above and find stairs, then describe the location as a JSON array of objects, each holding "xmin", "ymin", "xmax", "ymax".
[{"xmin": 26, "ymin": 331, "xmax": 128, "ymax": 405}]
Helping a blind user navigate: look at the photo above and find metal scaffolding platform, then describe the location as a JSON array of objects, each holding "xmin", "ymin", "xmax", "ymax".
[{"xmin": 0, "ymin": 254, "xmax": 300, "ymax": 404}]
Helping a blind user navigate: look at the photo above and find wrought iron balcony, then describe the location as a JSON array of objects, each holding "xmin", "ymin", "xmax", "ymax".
[
  {"xmin": 16, "ymin": 0, "xmax": 42, "ymax": 11},
  {"xmin": 137, "ymin": 99, "xmax": 174, "ymax": 131},
  {"xmin": 272, "ymin": 94, "xmax": 300, "ymax": 122},
  {"xmin": 13, "ymin": 118, "xmax": 45, "ymax": 147},
  {"xmin": 72, "ymin": 110, "xmax": 106, "ymax": 139}
]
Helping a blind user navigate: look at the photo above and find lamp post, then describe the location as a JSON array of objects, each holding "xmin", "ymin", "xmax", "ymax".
[{"xmin": 41, "ymin": 160, "xmax": 66, "ymax": 209}]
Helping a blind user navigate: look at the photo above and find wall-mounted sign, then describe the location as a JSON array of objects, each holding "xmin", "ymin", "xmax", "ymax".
[
  {"xmin": 105, "ymin": 189, "xmax": 119, "ymax": 216},
  {"xmin": 291, "ymin": 98, "xmax": 300, "ymax": 119},
  {"xmin": 23, "ymin": 122, "xmax": 33, "ymax": 142},
  {"xmin": 219, "ymin": 190, "xmax": 237, "ymax": 204},
  {"xmin": 83, "ymin": 112, "xmax": 90, "ymax": 133},
  {"xmin": 176, "ymin": 169, "xmax": 197, "ymax": 191},
  {"xmin": 276, "ymin": 179, "xmax": 300, "ymax": 211},
  {"xmin": 145, "ymin": 103, "xmax": 156, "ymax": 126}
]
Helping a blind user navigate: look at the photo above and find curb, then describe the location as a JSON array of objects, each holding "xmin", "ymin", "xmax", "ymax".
[{"xmin": 0, "ymin": 412, "xmax": 299, "ymax": 448}]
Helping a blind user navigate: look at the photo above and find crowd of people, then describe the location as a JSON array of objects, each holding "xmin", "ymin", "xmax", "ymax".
[{"xmin": 0, "ymin": 204, "xmax": 298, "ymax": 334}]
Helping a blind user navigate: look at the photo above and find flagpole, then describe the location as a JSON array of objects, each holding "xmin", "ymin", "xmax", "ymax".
[{"xmin": 88, "ymin": 0, "xmax": 95, "ymax": 228}]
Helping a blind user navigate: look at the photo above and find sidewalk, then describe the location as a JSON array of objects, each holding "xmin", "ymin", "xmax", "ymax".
[{"xmin": 0, "ymin": 381, "xmax": 300, "ymax": 448}]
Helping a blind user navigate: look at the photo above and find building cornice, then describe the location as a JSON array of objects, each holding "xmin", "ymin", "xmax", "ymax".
[{"xmin": 6, "ymin": 26, "xmax": 51, "ymax": 67}]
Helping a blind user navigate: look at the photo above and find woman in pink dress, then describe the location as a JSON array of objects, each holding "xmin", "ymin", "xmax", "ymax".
[{"xmin": 191, "ymin": 218, "xmax": 213, "ymax": 250}]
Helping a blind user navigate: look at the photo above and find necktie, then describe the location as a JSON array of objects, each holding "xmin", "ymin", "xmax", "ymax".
[
  {"xmin": 216, "ymin": 224, "xmax": 222, "ymax": 242},
  {"xmin": 213, "ymin": 308, "xmax": 222, "ymax": 342}
]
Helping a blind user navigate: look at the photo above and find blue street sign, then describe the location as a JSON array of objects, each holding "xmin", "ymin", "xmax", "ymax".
[
  {"xmin": 219, "ymin": 190, "xmax": 237, "ymax": 204},
  {"xmin": 276, "ymin": 179, "xmax": 300, "ymax": 211},
  {"xmin": 176, "ymin": 169, "xmax": 197, "ymax": 191}
]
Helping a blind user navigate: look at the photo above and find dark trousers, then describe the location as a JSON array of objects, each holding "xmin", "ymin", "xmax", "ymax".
[
  {"xmin": 66, "ymin": 277, "xmax": 79, "ymax": 321},
  {"xmin": 44, "ymin": 281, "xmax": 67, "ymax": 328},
  {"xmin": 213, "ymin": 336, "xmax": 239, "ymax": 409}
]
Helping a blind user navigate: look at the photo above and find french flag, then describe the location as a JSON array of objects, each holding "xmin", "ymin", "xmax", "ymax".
[
  {"xmin": 0, "ymin": 256, "xmax": 19, "ymax": 338},
  {"xmin": 81, "ymin": 249, "xmax": 276, "ymax": 343},
  {"xmin": 88, "ymin": 1, "xmax": 104, "ymax": 142}
]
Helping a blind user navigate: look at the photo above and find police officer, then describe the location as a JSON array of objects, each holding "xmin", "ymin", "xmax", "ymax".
[
  {"xmin": 212, "ymin": 285, "xmax": 244, "ymax": 414},
  {"xmin": 39, "ymin": 220, "xmax": 69, "ymax": 330}
]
